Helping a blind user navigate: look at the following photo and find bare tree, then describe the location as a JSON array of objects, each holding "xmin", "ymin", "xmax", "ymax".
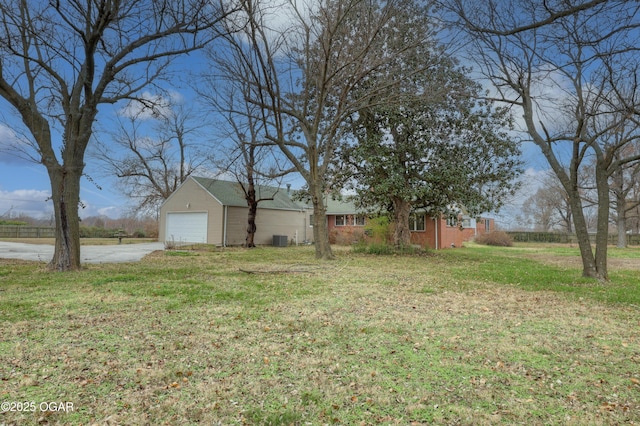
[
  {"xmin": 0, "ymin": 0, "xmax": 231, "ymax": 270},
  {"xmin": 628, "ymin": 188, "xmax": 640, "ymax": 235},
  {"xmin": 609, "ymin": 142, "xmax": 640, "ymax": 247},
  {"xmin": 199, "ymin": 68, "xmax": 295, "ymax": 247},
  {"xmin": 93, "ymin": 101, "xmax": 206, "ymax": 216},
  {"xmin": 446, "ymin": 0, "xmax": 640, "ymax": 279},
  {"xmin": 521, "ymin": 171, "xmax": 572, "ymax": 232},
  {"xmin": 214, "ymin": 0, "xmax": 438, "ymax": 259}
]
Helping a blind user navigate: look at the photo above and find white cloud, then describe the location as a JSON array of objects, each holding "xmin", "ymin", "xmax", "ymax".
[
  {"xmin": 225, "ymin": 0, "xmax": 318, "ymax": 49},
  {"xmin": 518, "ymin": 167, "xmax": 547, "ymax": 197},
  {"xmin": 0, "ymin": 123, "xmax": 16, "ymax": 143},
  {"xmin": 492, "ymin": 167, "xmax": 551, "ymax": 230},
  {"xmin": 0, "ymin": 188, "xmax": 127, "ymax": 220},
  {"xmin": 0, "ymin": 189, "xmax": 53, "ymax": 219},
  {"xmin": 0, "ymin": 124, "xmax": 36, "ymax": 165},
  {"xmin": 118, "ymin": 91, "xmax": 183, "ymax": 121},
  {"xmin": 97, "ymin": 206, "xmax": 122, "ymax": 217}
]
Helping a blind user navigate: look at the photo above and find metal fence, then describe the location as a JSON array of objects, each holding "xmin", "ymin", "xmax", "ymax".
[
  {"xmin": 0, "ymin": 225, "xmax": 55, "ymax": 238},
  {"xmin": 507, "ymin": 231, "xmax": 640, "ymax": 246}
]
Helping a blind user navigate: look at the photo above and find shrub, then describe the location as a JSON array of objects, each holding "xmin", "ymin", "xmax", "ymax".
[
  {"xmin": 352, "ymin": 242, "xmax": 395, "ymax": 255},
  {"xmin": 132, "ymin": 229, "xmax": 146, "ymax": 238},
  {"xmin": 352, "ymin": 242, "xmax": 427, "ymax": 255},
  {"xmin": 475, "ymin": 231, "xmax": 513, "ymax": 247},
  {"xmin": 329, "ymin": 227, "xmax": 366, "ymax": 245},
  {"xmin": 0, "ymin": 220, "xmax": 28, "ymax": 225},
  {"xmin": 79, "ymin": 226, "xmax": 113, "ymax": 238},
  {"xmin": 165, "ymin": 238, "xmax": 177, "ymax": 250},
  {"xmin": 364, "ymin": 216, "xmax": 391, "ymax": 244}
]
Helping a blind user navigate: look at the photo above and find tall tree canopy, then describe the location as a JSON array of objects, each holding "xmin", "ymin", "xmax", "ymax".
[
  {"xmin": 519, "ymin": 170, "xmax": 573, "ymax": 232},
  {"xmin": 339, "ymin": 58, "xmax": 521, "ymax": 246},
  {"xmin": 214, "ymin": 0, "xmax": 441, "ymax": 259},
  {"xmin": 198, "ymin": 60, "xmax": 295, "ymax": 248},
  {"xmin": 92, "ymin": 99, "xmax": 208, "ymax": 216},
  {"xmin": 446, "ymin": 0, "xmax": 640, "ymax": 279},
  {"xmin": 0, "ymin": 0, "xmax": 230, "ymax": 270}
]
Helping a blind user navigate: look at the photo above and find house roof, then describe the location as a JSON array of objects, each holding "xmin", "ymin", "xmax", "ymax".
[
  {"xmin": 191, "ymin": 176, "xmax": 305, "ymax": 211},
  {"xmin": 325, "ymin": 196, "xmax": 361, "ymax": 215}
]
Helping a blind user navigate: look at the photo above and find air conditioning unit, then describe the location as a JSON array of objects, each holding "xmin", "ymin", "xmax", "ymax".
[{"xmin": 272, "ymin": 235, "xmax": 288, "ymax": 247}]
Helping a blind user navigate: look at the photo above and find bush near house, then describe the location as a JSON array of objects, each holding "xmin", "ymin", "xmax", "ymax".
[
  {"xmin": 475, "ymin": 230, "xmax": 513, "ymax": 247},
  {"xmin": 329, "ymin": 227, "xmax": 366, "ymax": 245},
  {"xmin": 330, "ymin": 216, "xmax": 390, "ymax": 246}
]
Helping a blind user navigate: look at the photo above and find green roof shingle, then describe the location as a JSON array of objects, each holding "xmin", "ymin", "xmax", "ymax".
[{"xmin": 192, "ymin": 177, "xmax": 306, "ymax": 211}]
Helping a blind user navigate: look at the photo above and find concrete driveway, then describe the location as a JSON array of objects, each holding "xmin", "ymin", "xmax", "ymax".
[{"xmin": 0, "ymin": 241, "xmax": 165, "ymax": 264}]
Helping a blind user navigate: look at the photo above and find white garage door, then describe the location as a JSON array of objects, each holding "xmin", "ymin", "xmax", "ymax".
[{"xmin": 165, "ymin": 212, "xmax": 208, "ymax": 244}]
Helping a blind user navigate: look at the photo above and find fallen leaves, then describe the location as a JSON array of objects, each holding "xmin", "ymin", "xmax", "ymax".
[{"xmin": 600, "ymin": 401, "xmax": 631, "ymax": 413}]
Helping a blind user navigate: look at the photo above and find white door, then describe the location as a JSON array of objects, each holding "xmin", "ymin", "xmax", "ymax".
[{"xmin": 165, "ymin": 212, "xmax": 208, "ymax": 244}]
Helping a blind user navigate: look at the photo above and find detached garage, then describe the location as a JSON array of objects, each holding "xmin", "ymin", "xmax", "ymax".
[
  {"xmin": 165, "ymin": 212, "xmax": 208, "ymax": 244},
  {"xmin": 159, "ymin": 177, "xmax": 312, "ymax": 246}
]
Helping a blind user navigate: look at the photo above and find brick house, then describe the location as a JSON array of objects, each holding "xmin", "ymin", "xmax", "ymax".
[{"xmin": 326, "ymin": 198, "xmax": 494, "ymax": 249}]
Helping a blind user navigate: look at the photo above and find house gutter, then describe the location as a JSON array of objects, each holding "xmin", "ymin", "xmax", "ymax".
[
  {"xmin": 434, "ymin": 217, "xmax": 439, "ymax": 250},
  {"xmin": 303, "ymin": 212, "xmax": 307, "ymax": 242}
]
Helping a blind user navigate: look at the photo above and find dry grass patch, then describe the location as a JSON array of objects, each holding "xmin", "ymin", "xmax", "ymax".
[{"xmin": 1, "ymin": 246, "xmax": 639, "ymax": 425}]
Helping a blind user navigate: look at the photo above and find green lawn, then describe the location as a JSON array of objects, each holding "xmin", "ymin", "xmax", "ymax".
[{"xmin": 1, "ymin": 244, "xmax": 638, "ymax": 425}]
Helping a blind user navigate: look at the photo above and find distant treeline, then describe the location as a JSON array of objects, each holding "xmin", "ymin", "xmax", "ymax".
[{"xmin": 0, "ymin": 220, "xmax": 29, "ymax": 226}]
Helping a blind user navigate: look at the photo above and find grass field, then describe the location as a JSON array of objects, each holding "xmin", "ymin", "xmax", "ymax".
[{"xmin": 1, "ymin": 244, "xmax": 638, "ymax": 425}]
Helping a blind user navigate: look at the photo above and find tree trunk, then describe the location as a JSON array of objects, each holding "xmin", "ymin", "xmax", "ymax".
[
  {"xmin": 310, "ymin": 185, "xmax": 334, "ymax": 260},
  {"xmin": 246, "ymin": 196, "xmax": 257, "ymax": 248},
  {"xmin": 47, "ymin": 165, "xmax": 83, "ymax": 271},
  {"xmin": 617, "ymin": 214, "xmax": 627, "ymax": 248},
  {"xmin": 594, "ymin": 164, "xmax": 609, "ymax": 279},
  {"xmin": 564, "ymin": 204, "xmax": 573, "ymax": 234},
  {"xmin": 566, "ymin": 187, "xmax": 600, "ymax": 279},
  {"xmin": 392, "ymin": 197, "xmax": 411, "ymax": 247},
  {"xmin": 616, "ymin": 190, "xmax": 628, "ymax": 249}
]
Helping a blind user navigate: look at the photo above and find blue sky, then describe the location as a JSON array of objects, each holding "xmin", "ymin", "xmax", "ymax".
[
  {"xmin": 0, "ymin": 148, "xmax": 129, "ymax": 220},
  {"xmin": 0, "ymin": 69, "xmax": 548, "ymax": 225},
  {"xmin": 0, "ymin": 8, "xmax": 550, "ymax": 226},
  {"xmin": 0, "ymin": 112, "xmax": 546, "ymax": 226},
  {"xmin": 0, "ymin": 84, "xmax": 308, "ymax": 221}
]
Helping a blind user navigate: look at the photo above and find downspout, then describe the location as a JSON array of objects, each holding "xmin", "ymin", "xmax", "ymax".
[
  {"xmin": 434, "ymin": 217, "xmax": 439, "ymax": 250},
  {"xmin": 223, "ymin": 205, "xmax": 228, "ymax": 247}
]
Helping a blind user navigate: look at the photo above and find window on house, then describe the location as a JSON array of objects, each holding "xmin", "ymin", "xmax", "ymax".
[
  {"xmin": 336, "ymin": 215, "xmax": 361, "ymax": 226},
  {"xmin": 446, "ymin": 215, "xmax": 458, "ymax": 227},
  {"xmin": 335, "ymin": 214, "xmax": 366, "ymax": 226},
  {"xmin": 485, "ymin": 218, "xmax": 491, "ymax": 232},
  {"xmin": 409, "ymin": 213, "xmax": 425, "ymax": 231},
  {"xmin": 462, "ymin": 218, "xmax": 471, "ymax": 228}
]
